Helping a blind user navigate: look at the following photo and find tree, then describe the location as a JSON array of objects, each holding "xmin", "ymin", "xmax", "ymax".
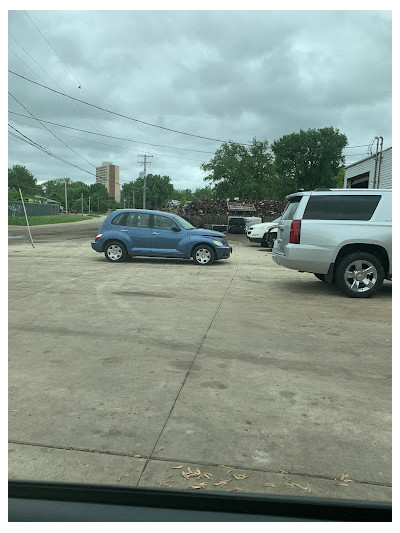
[
  {"xmin": 88, "ymin": 182, "xmax": 111, "ymax": 212},
  {"xmin": 192, "ymin": 186, "xmax": 214, "ymax": 200},
  {"xmin": 8, "ymin": 188, "xmax": 20, "ymax": 201},
  {"xmin": 332, "ymin": 167, "xmax": 345, "ymax": 188},
  {"xmin": 271, "ymin": 127, "xmax": 348, "ymax": 193},
  {"xmin": 8, "ymin": 165, "xmax": 43, "ymax": 196},
  {"xmin": 122, "ymin": 174, "xmax": 175, "ymax": 209},
  {"xmin": 201, "ymin": 138, "xmax": 276, "ymax": 199}
]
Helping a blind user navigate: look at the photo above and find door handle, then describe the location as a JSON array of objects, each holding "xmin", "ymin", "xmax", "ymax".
[
  {"xmin": 152, "ymin": 232, "xmax": 160, "ymax": 235},
  {"xmin": 120, "ymin": 229, "xmax": 128, "ymax": 232}
]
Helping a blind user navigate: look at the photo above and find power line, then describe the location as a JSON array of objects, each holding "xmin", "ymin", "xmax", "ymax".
[
  {"xmin": 7, "ymin": 112, "xmax": 371, "ymax": 156},
  {"xmin": 8, "ymin": 117, "xmax": 206, "ymax": 163},
  {"xmin": 9, "ymin": 70, "xmax": 251, "ymax": 146},
  {"xmin": 8, "ymin": 32, "xmax": 111, "ymax": 136},
  {"xmin": 8, "ymin": 125, "xmax": 96, "ymax": 176},
  {"xmin": 8, "ymin": 92, "xmax": 96, "ymax": 169},
  {"xmin": 8, "ymin": 111, "xmax": 215, "ymax": 155}
]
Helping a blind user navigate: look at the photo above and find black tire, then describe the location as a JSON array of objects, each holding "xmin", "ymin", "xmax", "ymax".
[
  {"xmin": 192, "ymin": 244, "xmax": 216, "ymax": 265},
  {"xmin": 104, "ymin": 241, "xmax": 128, "ymax": 262},
  {"xmin": 260, "ymin": 233, "xmax": 268, "ymax": 247},
  {"xmin": 334, "ymin": 252, "xmax": 384, "ymax": 298},
  {"xmin": 314, "ymin": 273, "xmax": 328, "ymax": 282}
]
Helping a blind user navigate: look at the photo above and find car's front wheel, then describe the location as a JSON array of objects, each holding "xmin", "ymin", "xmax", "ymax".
[
  {"xmin": 104, "ymin": 241, "xmax": 127, "ymax": 262},
  {"xmin": 335, "ymin": 252, "xmax": 384, "ymax": 298},
  {"xmin": 192, "ymin": 244, "xmax": 215, "ymax": 265}
]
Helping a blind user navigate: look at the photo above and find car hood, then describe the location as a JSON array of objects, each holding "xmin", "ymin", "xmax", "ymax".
[
  {"xmin": 251, "ymin": 222, "xmax": 277, "ymax": 230},
  {"xmin": 189, "ymin": 228, "xmax": 225, "ymax": 239}
]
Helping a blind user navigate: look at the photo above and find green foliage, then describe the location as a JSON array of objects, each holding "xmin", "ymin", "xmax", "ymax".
[
  {"xmin": 8, "ymin": 188, "xmax": 20, "ymax": 201},
  {"xmin": 201, "ymin": 138, "xmax": 276, "ymax": 199},
  {"xmin": 332, "ymin": 167, "xmax": 345, "ymax": 188},
  {"xmin": 121, "ymin": 174, "xmax": 175, "ymax": 209},
  {"xmin": 8, "ymin": 165, "xmax": 43, "ymax": 196},
  {"xmin": 271, "ymin": 127, "xmax": 348, "ymax": 192}
]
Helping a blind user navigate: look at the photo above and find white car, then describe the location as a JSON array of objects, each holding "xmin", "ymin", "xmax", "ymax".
[
  {"xmin": 272, "ymin": 189, "xmax": 392, "ymax": 298},
  {"xmin": 246, "ymin": 217, "xmax": 281, "ymax": 245}
]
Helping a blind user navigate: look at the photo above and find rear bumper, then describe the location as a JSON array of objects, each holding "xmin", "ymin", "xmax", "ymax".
[
  {"xmin": 91, "ymin": 242, "xmax": 102, "ymax": 253},
  {"xmin": 272, "ymin": 244, "xmax": 332, "ymax": 275}
]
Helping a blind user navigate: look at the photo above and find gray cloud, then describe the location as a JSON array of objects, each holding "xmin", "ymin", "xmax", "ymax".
[{"xmin": 8, "ymin": 9, "xmax": 392, "ymax": 190}]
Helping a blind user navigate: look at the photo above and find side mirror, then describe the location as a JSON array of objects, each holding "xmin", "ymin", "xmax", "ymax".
[{"xmin": 171, "ymin": 226, "xmax": 181, "ymax": 232}]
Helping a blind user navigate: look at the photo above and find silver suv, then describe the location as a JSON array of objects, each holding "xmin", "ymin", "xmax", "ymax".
[{"xmin": 272, "ymin": 189, "xmax": 392, "ymax": 298}]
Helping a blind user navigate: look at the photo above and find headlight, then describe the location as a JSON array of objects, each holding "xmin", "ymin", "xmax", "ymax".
[
  {"xmin": 213, "ymin": 240, "xmax": 223, "ymax": 246},
  {"xmin": 249, "ymin": 226, "xmax": 254, "ymax": 230}
]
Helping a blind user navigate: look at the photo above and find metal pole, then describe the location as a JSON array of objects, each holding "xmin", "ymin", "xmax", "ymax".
[
  {"xmin": 88, "ymin": 196, "xmax": 91, "ymax": 214},
  {"xmin": 64, "ymin": 180, "xmax": 68, "ymax": 215},
  {"xmin": 377, "ymin": 137, "xmax": 384, "ymax": 189},
  {"xmin": 81, "ymin": 192, "xmax": 83, "ymax": 215},
  {"xmin": 19, "ymin": 187, "xmax": 35, "ymax": 248},
  {"xmin": 143, "ymin": 159, "xmax": 147, "ymax": 209},
  {"xmin": 132, "ymin": 190, "xmax": 135, "ymax": 209},
  {"xmin": 372, "ymin": 137, "xmax": 380, "ymax": 188}
]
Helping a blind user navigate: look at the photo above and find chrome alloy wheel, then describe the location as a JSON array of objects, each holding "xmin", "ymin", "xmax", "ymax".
[
  {"xmin": 343, "ymin": 259, "xmax": 378, "ymax": 293},
  {"xmin": 195, "ymin": 247, "xmax": 212, "ymax": 264},
  {"xmin": 107, "ymin": 244, "xmax": 123, "ymax": 261}
]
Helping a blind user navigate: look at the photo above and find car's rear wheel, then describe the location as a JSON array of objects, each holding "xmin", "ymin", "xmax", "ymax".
[
  {"xmin": 104, "ymin": 241, "xmax": 127, "ymax": 262},
  {"xmin": 314, "ymin": 273, "xmax": 328, "ymax": 282},
  {"xmin": 192, "ymin": 244, "xmax": 215, "ymax": 265},
  {"xmin": 334, "ymin": 252, "xmax": 384, "ymax": 298}
]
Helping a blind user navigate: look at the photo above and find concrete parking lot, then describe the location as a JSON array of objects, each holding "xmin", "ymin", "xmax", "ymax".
[{"xmin": 8, "ymin": 219, "xmax": 392, "ymax": 501}]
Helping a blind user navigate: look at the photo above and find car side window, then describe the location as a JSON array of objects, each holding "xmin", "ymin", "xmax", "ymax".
[
  {"xmin": 153, "ymin": 215, "xmax": 179, "ymax": 231},
  {"xmin": 281, "ymin": 199, "xmax": 301, "ymax": 220},
  {"xmin": 111, "ymin": 213, "xmax": 127, "ymax": 225},
  {"xmin": 125, "ymin": 213, "xmax": 150, "ymax": 228},
  {"xmin": 303, "ymin": 195, "xmax": 381, "ymax": 221}
]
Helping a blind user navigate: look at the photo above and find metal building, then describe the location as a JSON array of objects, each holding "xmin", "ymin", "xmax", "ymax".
[{"xmin": 344, "ymin": 147, "xmax": 392, "ymax": 189}]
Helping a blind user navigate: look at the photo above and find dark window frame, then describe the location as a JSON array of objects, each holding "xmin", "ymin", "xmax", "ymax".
[
  {"xmin": 111, "ymin": 212, "xmax": 128, "ymax": 226},
  {"xmin": 303, "ymin": 195, "xmax": 381, "ymax": 221}
]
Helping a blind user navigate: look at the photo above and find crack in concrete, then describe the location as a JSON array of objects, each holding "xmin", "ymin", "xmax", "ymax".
[
  {"xmin": 135, "ymin": 249, "xmax": 241, "ymax": 487},
  {"xmin": 8, "ymin": 440, "xmax": 392, "ymax": 488}
]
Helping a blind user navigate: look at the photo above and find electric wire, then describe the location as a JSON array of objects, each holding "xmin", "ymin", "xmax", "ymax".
[
  {"xmin": 9, "ymin": 70, "xmax": 252, "ymax": 146},
  {"xmin": 8, "ymin": 112, "xmax": 216, "ymax": 155},
  {"xmin": 9, "ymin": 92, "xmax": 96, "ymax": 169}
]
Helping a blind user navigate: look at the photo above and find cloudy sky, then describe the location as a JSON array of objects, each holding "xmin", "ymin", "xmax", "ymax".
[{"xmin": 8, "ymin": 8, "xmax": 392, "ymax": 193}]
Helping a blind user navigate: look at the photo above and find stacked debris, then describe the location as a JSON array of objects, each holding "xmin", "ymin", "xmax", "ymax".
[{"xmin": 175, "ymin": 198, "xmax": 286, "ymax": 219}]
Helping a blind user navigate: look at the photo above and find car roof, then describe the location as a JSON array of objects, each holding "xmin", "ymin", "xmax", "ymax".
[
  {"xmin": 112, "ymin": 209, "xmax": 178, "ymax": 216},
  {"xmin": 286, "ymin": 188, "xmax": 392, "ymax": 200}
]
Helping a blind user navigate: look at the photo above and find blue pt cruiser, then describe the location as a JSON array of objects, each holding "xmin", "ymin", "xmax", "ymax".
[{"xmin": 91, "ymin": 209, "xmax": 232, "ymax": 265}]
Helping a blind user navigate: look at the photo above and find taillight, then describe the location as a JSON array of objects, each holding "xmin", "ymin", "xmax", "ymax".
[
  {"xmin": 289, "ymin": 220, "xmax": 301, "ymax": 244},
  {"xmin": 94, "ymin": 233, "xmax": 103, "ymax": 241}
]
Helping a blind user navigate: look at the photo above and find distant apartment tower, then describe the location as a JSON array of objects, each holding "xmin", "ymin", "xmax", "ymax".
[{"xmin": 96, "ymin": 161, "xmax": 120, "ymax": 202}]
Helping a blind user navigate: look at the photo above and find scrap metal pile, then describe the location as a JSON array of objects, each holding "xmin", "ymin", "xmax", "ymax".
[{"xmin": 174, "ymin": 198, "xmax": 286, "ymax": 219}]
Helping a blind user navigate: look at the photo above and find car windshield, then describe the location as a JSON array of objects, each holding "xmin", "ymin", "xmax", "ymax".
[{"xmin": 170, "ymin": 214, "xmax": 195, "ymax": 229}]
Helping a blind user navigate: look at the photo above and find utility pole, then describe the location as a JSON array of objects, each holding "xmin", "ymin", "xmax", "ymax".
[
  {"xmin": 88, "ymin": 196, "xmax": 91, "ymax": 214},
  {"xmin": 81, "ymin": 192, "xmax": 83, "ymax": 215},
  {"xmin": 132, "ymin": 190, "xmax": 135, "ymax": 209},
  {"xmin": 64, "ymin": 180, "xmax": 68, "ymax": 215},
  {"xmin": 138, "ymin": 155, "xmax": 153, "ymax": 209},
  {"xmin": 18, "ymin": 187, "xmax": 35, "ymax": 248}
]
